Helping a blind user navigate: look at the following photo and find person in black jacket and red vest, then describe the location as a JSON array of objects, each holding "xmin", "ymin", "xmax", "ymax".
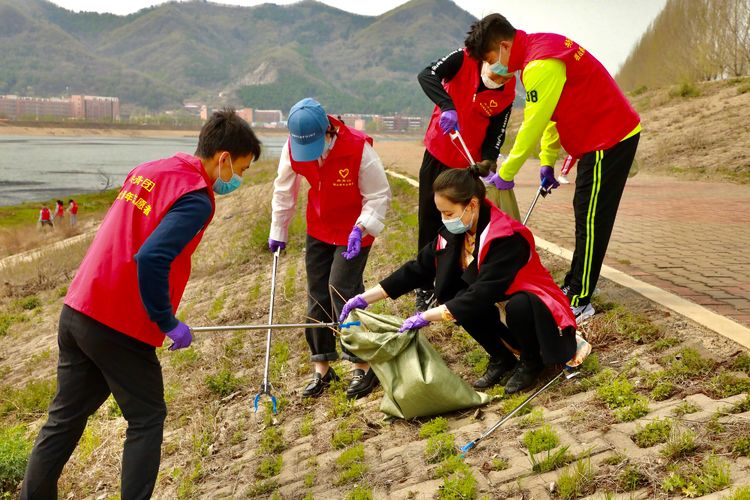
[
  {"xmin": 341, "ymin": 167, "xmax": 580, "ymax": 392},
  {"xmin": 415, "ymin": 46, "xmax": 517, "ymax": 312},
  {"xmin": 20, "ymin": 109, "xmax": 262, "ymax": 499},
  {"xmin": 464, "ymin": 14, "xmax": 641, "ymax": 323},
  {"xmin": 269, "ymin": 98, "xmax": 391, "ymax": 400}
]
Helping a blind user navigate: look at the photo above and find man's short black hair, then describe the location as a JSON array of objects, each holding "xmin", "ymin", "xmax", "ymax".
[
  {"xmin": 465, "ymin": 13, "xmax": 516, "ymax": 61},
  {"xmin": 195, "ymin": 108, "xmax": 262, "ymax": 162}
]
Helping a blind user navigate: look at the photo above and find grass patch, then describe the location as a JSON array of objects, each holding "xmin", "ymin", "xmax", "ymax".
[
  {"xmin": 673, "ymin": 400, "xmax": 700, "ymax": 417},
  {"xmin": 661, "ymin": 455, "xmax": 730, "ymax": 497},
  {"xmin": 530, "ymin": 445, "xmax": 572, "ymax": 473},
  {"xmin": 579, "ymin": 353, "xmax": 600, "ymax": 376},
  {"xmin": 670, "ymin": 81, "xmax": 701, "ymax": 98},
  {"xmin": 170, "ymin": 347, "xmax": 199, "ymax": 370},
  {"xmin": 661, "ymin": 348, "xmax": 715, "ymax": 381},
  {"xmin": 332, "ymin": 419, "xmax": 364, "ymax": 449},
  {"xmin": 734, "ymin": 353, "xmax": 750, "ymax": 373},
  {"xmin": 633, "ymin": 418, "xmax": 672, "ymax": 448},
  {"xmin": 522, "ymin": 425, "xmax": 559, "ymax": 454},
  {"xmin": 14, "ymin": 295, "xmax": 41, "ymax": 311},
  {"xmin": 256, "ymin": 455, "xmax": 282, "ymax": 479},
  {"xmin": 518, "ymin": 408, "xmax": 545, "ymax": 428},
  {"xmin": 0, "ymin": 378, "xmax": 56, "ymax": 421},
  {"xmin": 661, "ymin": 428, "xmax": 697, "ymax": 460},
  {"xmin": 328, "ymin": 384, "xmax": 356, "ymax": 419},
  {"xmin": 424, "ymin": 433, "xmax": 457, "ymax": 464},
  {"xmin": 652, "ymin": 337, "xmax": 681, "ymax": 352},
  {"xmin": 335, "ymin": 443, "xmax": 367, "ymax": 485},
  {"xmin": 269, "ymin": 341, "xmax": 290, "ymax": 380},
  {"xmin": 650, "ymin": 381, "xmax": 675, "ymax": 401},
  {"xmin": 708, "ymin": 371, "xmax": 750, "ymax": 398},
  {"xmin": 299, "ymin": 414, "xmax": 314, "ymax": 437},
  {"xmin": 613, "ymin": 397, "xmax": 650, "ymax": 422},
  {"xmin": 603, "ymin": 306, "xmax": 662, "ymax": 344},
  {"xmin": 596, "ymin": 377, "xmax": 638, "ymax": 408},
  {"xmin": 346, "ymin": 485, "xmax": 373, "ymax": 500},
  {"xmin": 259, "ymin": 427, "xmax": 285, "ymax": 454},
  {"xmin": 727, "ymin": 486, "xmax": 750, "ymax": 500},
  {"xmin": 176, "ymin": 461, "xmax": 203, "ymax": 500},
  {"xmin": 0, "ymin": 424, "xmax": 32, "ymax": 493},
  {"xmin": 245, "ymin": 479, "xmax": 278, "ymax": 496},
  {"xmin": 619, "ymin": 464, "xmax": 647, "ymax": 491},
  {"xmin": 556, "ymin": 457, "xmax": 595, "ymax": 500},
  {"xmin": 602, "ymin": 453, "xmax": 626, "ymax": 466},
  {"xmin": 207, "ymin": 291, "xmax": 226, "ymax": 320},
  {"xmin": 0, "ymin": 313, "xmax": 25, "ymax": 337},
  {"xmin": 733, "ymin": 437, "xmax": 750, "ymax": 457},
  {"xmin": 204, "ymin": 368, "xmax": 242, "ymax": 397},
  {"xmin": 490, "ymin": 457, "xmax": 509, "ymax": 471},
  {"xmin": 464, "ymin": 348, "xmax": 488, "ymax": 376},
  {"xmin": 439, "ymin": 466, "xmax": 477, "ymax": 499},
  {"xmin": 419, "ymin": 417, "xmax": 449, "ymax": 439},
  {"xmin": 434, "ymin": 455, "xmax": 467, "ymax": 479},
  {"xmin": 500, "ymin": 392, "xmax": 534, "ymax": 416}
]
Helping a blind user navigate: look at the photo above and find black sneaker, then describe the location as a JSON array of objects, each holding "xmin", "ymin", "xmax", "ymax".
[
  {"xmin": 345, "ymin": 368, "xmax": 379, "ymax": 400},
  {"xmin": 415, "ymin": 288, "xmax": 436, "ymax": 312},
  {"xmin": 302, "ymin": 367, "xmax": 339, "ymax": 398},
  {"xmin": 473, "ymin": 356, "xmax": 518, "ymax": 389},
  {"xmin": 505, "ymin": 359, "xmax": 544, "ymax": 394}
]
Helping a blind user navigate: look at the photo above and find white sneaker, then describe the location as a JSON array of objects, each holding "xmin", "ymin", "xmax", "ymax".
[{"xmin": 571, "ymin": 303, "xmax": 595, "ymax": 323}]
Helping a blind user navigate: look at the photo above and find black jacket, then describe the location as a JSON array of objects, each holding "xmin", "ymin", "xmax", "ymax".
[{"xmin": 380, "ymin": 203, "xmax": 529, "ymax": 327}]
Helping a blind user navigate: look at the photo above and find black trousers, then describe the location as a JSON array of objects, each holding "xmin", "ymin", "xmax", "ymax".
[
  {"xmin": 565, "ymin": 133, "xmax": 640, "ymax": 307},
  {"xmin": 458, "ymin": 305, "xmax": 519, "ymax": 363},
  {"xmin": 417, "ymin": 150, "xmax": 451, "ymax": 254},
  {"xmin": 305, "ymin": 234, "xmax": 371, "ymax": 364},
  {"xmin": 21, "ymin": 306, "xmax": 166, "ymax": 500},
  {"xmin": 505, "ymin": 292, "xmax": 576, "ymax": 365}
]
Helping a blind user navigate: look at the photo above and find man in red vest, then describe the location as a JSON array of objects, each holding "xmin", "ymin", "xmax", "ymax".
[
  {"xmin": 68, "ymin": 199, "xmax": 78, "ymax": 227},
  {"xmin": 465, "ymin": 14, "xmax": 641, "ymax": 323},
  {"xmin": 20, "ymin": 109, "xmax": 262, "ymax": 499},
  {"xmin": 415, "ymin": 46, "xmax": 517, "ymax": 311},
  {"xmin": 269, "ymin": 98, "xmax": 391, "ymax": 400},
  {"xmin": 38, "ymin": 205, "xmax": 53, "ymax": 229}
]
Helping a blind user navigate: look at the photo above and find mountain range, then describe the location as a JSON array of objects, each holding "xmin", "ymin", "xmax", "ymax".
[{"xmin": 0, "ymin": 0, "xmax": 477, "ymax": 115}]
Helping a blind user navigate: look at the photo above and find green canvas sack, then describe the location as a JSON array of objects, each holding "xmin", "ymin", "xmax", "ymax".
[
  {"xmin": 485, "ymin": 185, "xmax": 521, "ymax": 221},
  {"xmin": 339, "ymin": 309, "xmax": 490, "ymax": 419}
]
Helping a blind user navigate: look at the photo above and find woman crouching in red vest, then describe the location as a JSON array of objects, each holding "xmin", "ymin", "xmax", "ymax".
[
  {"xmin": 342, "ymin": 167, "xmax": 582, "ymax": 394},
  {"xmin": 20, "ymin": 109, "xmax": 262, "ymax": 500},
  {"xmin": 269, "ymin": 98, "xmax": 391, "ymax": 401}
]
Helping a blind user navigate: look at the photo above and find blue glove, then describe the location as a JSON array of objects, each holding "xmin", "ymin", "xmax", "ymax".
[
  {"xmin": 165, "ymin": 321, "xmax": 192, "ymax": 351},
  {"xmin": 540, "ymin": 166, "xmax": 560, "ymax": 192},
  {"xmin": 268, "ymin": 239, "xmax": 286, "ymax": 252},
  {"xmin": 398, "ymin": 313, "xmax": 430, "ymax": 333},
  {"xmin": 487, "ymin": 173, "xmax": 515, "ymax": 190},
  {"xmin": 339, "ymin": 295, "xmax": 368, "ymax": 322},
  {"xmin": 439, "ymin": 110, "xmax": 458, "ymax": 134},
  {"xmin": 341, "ymin": 226, "xmax": 362, "ymax": 260}
]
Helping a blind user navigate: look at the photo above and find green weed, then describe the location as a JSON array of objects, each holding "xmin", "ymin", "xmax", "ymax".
[
  {"xmin": 596, "ymin": 378, "xmax": 638, "ymax": 409},
  {"xmin": 434, "ymin": 455, "xmax": 467, "ymax": 479},
  {"xmin": 419, "ymin": 417, "xmax": 449, "ymax": 439},
  {"xmin": 670, "ymin": 81, "xmax": 701, "ymax": 98},
  {"xmin": 0, "ymin": 313, "xmax": 24, "ymax": 337},
  {"xmin": 335, "ymin": 444, "xmax": 366, "ymax": 485},
  {"xmin": 556, "ymin": 457, "xmax": 594, "ymax": 500},
  {"xmin": 672, "ymin": 400, "xmax": 700, "ymax": 417},
  {"xmin": 500, "ymin": 392, "xmax": 534, "ymax": 416},
  {"xmin": 14, "ymin": 296, "xmax": 41, "ymax": 311},
  {"xmin": 518, "ymin": 408, "xmax": 545, "ymax": 428},
  {"xmin": 604, "ymin": 307, "xmax": 661, "ymax": 344},
  {"xmin": 522, "ymin": 425, "xmax": 559, "ymax": 454},
  {"xmin": 661, "ymin": 428, "xmax": 698, "ymax": 460},
  {"xmin": 299, "ymin": 414, "xmax": 314, "ymax": 437},
  {"xmin": 245, "ymin": 479, "xmax": 278, "ymax": 496},
  {"xmin": 256, "ymin": 455, "xmax": 282, "ymax": 479},
  {"xmin": 651, "ymin": 337, "xmax": 680, "ymax": 352},
  {"xmin": 619, "ymin": 464, "xmax": 647, "ymax": 491},
  {"xmin": 661, "ymin": 455, "xmax": 730, "ymax": 497},
  {"xmin": 176, "ymin": 462, "xmax": 203, "ymax": 500},
  {"xmin": 579, "ymin": 353, "xmax": 600, "ymax": 375},
  {"xmin": 709, "ymin": 371, "xmax": 750, "ymax": 398},
  {"xmin": 602, "ymin": 453, "xmax": 626, "ymax": 466},
  {"xmin": 204, "ymin": 368, "xmax": 242, "ymax": 397},
  {"xmin": 207, "ymin": 291, "xmax": 226, "ymax": 320},
  {"xmin": 346, "ymin": 485, "xmax": 373, "ymax": 500},
  {"xmin": 733, "ymin": 437, "xmax": 750, "ymax": 457},
  {"xmin": 170, "ymin": 347, "xmax": 199, "ymax": 370},
  {"xmin": 258, "ymin": 427, "xmax": 284, "ymax": 455},
  {"xmin": 424, "ymin": 433, "xmax": 457, "ymax": 464},
  {"xmin": 615, "ymin": 397, "xmax": 650, "ymax": 422},
  {"xmin": 490, "ymin": 457, "xmax": 509, "ymax": 471},
  {"xmin": 650, "ymin": 381, "xmax": 675, "ymax": 401},
  {"xmin": 328, "ymin": 386, "xmax": 356, "ymax": 419},
  {"xmin": 439, "ymin": 466, "xmax": 477, "ymax": 499},
  {"xmin": 0, "ymin": 378, "xmax": 56, "ymax": 420},
  {"xmin": 633, "ymin": 418, "xmax": 672, "ymax": 448},
  {"xmin": 223, "ymin": 334, "xmax": 244, "ymax": 358},
  {"xmin": 0, "ymin": 424, "xmax": 32, "ymax": 493},
  {"xmin": 734, "ymin": 353, "xmax": 750, "ymax": 373},
  {"xmin": 270, "ymin": 341, "xmax": 289, "ymax": 380},
  {"xmin": 332, "ymin": 422, "xmax": 364, "ymax": 449},
  {"xmin": 530, "ymin": 445, "xmax": 572, "ymax": 473},
  {"xmin": 464, "ymin": 348, "xmax": 488, "ymax": 376},
  {"xmin": 661, "ymin": 348, "xmax": 715, "ymax": 380}
]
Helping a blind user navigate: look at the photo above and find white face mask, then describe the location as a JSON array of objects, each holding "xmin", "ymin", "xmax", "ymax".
[{"xmin": 481, "ymin": 62, "xmax": 503, "ymax": 89}]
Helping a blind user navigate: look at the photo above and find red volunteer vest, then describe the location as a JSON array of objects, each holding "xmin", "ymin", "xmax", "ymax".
[
  {"xmin": 476, "ymin": 200, "xmax": 576, "ymax": 330},
  {"xmin": 508, "ymin": 31, "xmax": 640, "ymax": 159},
  {"xmin": 55, "ymin": 205, "xmax": 64, "ymax": 217},
  {"xmin": 69, "ymin": 201, "xmax": 78, "ymax": 215},
  {"xmin": 289, "ymin": 116, "xmax": 375, "ymax": 247},
  {"xmin": 424, "ymin": 48, "xmax": 516, "ymax": 168},
  {"xmin": 40, "ymin": 208, "xmax": 51, "ymax": 221},
  {"xmin": 65, "ymin": 153, "xmax": 216, "ymax": 347}
]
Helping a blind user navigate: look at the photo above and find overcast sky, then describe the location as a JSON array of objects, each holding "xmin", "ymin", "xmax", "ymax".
[{"xmin": 48, "ymin": 0, "xmax": 667, "ymax": 74}]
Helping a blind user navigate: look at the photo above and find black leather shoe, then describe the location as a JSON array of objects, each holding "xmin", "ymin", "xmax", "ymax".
[
  {"xmin": 302, "ymin": 367, "xmax": 339, "ymax": 398},
  {"xmin": 346, "ymin": 368, "xmax": 379, "ymax": 399},
  {"xmin": 473, "ymin": 356, "xmax": 518, "ymax": 389},
  {"xmin": 415, "ymin": 288, "xmax": 436, "ymax": 313},
  {"xmin": 505, "ymin": 359, "xmax": 544, "ymax": 394}
]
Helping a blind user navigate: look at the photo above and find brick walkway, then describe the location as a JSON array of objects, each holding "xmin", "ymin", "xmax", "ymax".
[{"xmin": 511, "ymin": 161, "xmax": 750, "ymax": 327}]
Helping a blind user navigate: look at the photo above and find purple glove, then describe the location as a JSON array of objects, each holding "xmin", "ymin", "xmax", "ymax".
[
  {"xmin": 340, "ymin": 294, "xmax": 368, "ymax": 322},
  {"xmin": 487, "ymin": 173, "xmax": 515, "ymax": 190},
  {"xmin": 268, "ymin": 239, "xmax": 286, "ymax": 252},
  {"xmin": 165, "ymin": 321, "xmax": 192, "ymax": 351},
  {"xmin": 341, "ymin": 226, "xmax": 362, "ymax": 260},
  {"xmin": 398, "ymin": 313, "xmax": 430, "ymax": 333},
  {"xmin": 540, "ymin": 166, "xmax": 560, "ymax": 192},
  {"xmin": 439, "ymin": 110, "xmax": 458, "ymax": 134}
]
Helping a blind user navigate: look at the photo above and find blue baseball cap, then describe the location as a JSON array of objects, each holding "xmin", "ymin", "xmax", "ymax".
[{"xmin": 287, "ymin": 98, "xmax": 330, "ymax": 161}]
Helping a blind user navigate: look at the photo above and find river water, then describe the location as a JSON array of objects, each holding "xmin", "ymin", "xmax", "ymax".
[{"xmin": 0, "ymin": 135, "xmax": 286, "ymax": 206}]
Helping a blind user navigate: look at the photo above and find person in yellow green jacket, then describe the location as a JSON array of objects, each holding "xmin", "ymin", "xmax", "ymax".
[{"xmin": 465, "ymin": 14, "xmax": 641, "ymax": 323}]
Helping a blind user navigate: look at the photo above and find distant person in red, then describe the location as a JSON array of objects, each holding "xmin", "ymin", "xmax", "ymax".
[
  {"xmin": 68, "ymin": 199, "xmax": 78, "ymax": 227},
  {"xmin": 20, "ymin": 109, "xmax": 262, "ymax": 499},
  {"xmin": 38, "ymin": 205, "xmax": 53, "ymax": 229},
  {"xmin": 53, "ymin": 200, "xmax": 65, "ymax": 226}
]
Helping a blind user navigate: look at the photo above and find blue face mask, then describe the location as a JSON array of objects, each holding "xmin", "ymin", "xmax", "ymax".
[
  {"xmin": 442, "ymin": 205, "xmax": 473, "ymax": 234},
  {"xmin": 213, "ymin": 155, "xmax": 242, "ymax": 195},
  {"xmin": 489, "ymin": 61, "xmax": 510, "ymax": 76}
]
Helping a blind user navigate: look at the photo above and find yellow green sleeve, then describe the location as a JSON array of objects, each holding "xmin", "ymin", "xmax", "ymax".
[
  {"xmin": 499, "ymin": 59, "xmax": 566, "ymax": 181},
  {"xmin": 539, "ymin": 121, "xmax": 561, "ymax": 167}
]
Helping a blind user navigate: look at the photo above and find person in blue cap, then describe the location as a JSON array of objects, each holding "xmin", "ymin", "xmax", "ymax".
[{"xmin": 269, "ymin": 98, "xmax": 391, "ymax": 399}]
